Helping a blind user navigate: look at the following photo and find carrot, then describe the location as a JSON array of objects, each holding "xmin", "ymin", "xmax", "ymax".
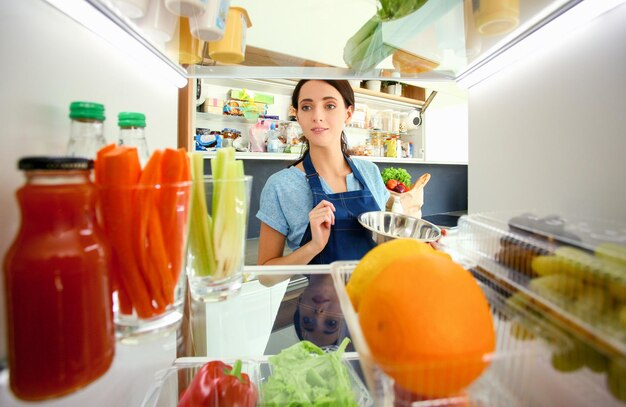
[
  {"xmin": 95, "ymin": 143, "xmax": 120, "ymax": 293},
  {"xmin": 98, "ymin": 146, "xmax": 153, "ymax": 319},
  {"xmin": 117, "ymin": 276, "xmax": 133, "ymax": 315},
  {"xmin": 135, "ymin": 150, "xmax": 168, "ymax": 312},
  {"xmin": 95, "ymin": 143, "xmax": 117, "ymax": 185},
  {"xmin": 147, "ymin": 211, "xmax": 176, "ymax": 306},
  {"xmin": 157, "ymin": 148, "xmax": 191, "ymax": 283}
]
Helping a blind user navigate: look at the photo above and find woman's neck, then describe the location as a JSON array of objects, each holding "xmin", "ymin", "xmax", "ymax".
[{"xmin": 308, "ymin": 144, "xmax": 350, "ymax": 177}]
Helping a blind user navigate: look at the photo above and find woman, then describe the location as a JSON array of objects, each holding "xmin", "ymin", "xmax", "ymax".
[{"xmin": 256, "ymin": 80, "xmax": 389, "ymax": 266}]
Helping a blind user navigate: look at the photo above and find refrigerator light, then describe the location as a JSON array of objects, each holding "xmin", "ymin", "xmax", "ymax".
[
  {"xmin": 44, "ymin": 0, "xmax": 188, "ymax": 88},
  {"xmin": 457, "ymin": 0, "xmax": 626, "ymax": 88}
]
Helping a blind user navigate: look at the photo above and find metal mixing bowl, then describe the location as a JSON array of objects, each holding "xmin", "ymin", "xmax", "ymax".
[{"xmin": 358, "ymin": 211, "xmax": 442, "ymax": 244}]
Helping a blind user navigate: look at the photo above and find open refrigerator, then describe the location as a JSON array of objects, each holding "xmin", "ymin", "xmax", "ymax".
[{"xmin": 1, "ymin": 0, "xmax": 626, "ymax": 406}]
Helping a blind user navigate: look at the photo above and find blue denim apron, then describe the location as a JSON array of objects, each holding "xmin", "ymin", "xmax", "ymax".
[{"xmin": 299, "ymin": 154, "xmax": 380, "ymax": 264}]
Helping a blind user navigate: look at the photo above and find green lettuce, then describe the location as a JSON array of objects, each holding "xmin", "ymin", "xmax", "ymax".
[
  {"xmin": 261, "ymin": 338, "xmax": 357, "ymax": 406},
  {"xmin": 381, "ymin": 167, "xmax": 412, "ymax": 187}
]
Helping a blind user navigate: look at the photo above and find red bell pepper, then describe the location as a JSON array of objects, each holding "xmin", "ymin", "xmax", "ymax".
[{"xmin": 177, "ymin": 360, "xmax": 258, "ymax": 407}]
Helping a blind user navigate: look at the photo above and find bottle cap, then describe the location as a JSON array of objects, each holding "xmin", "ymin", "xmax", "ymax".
[
  {"xmin": 18, "ymin": 157, "xmax": 94, "ymax": 171},
  {"xmin": 118, "ymin": 112, "xmax": 146, "ymax": 128},
  {"xmin": 69, "ymin": 101, "xmax": 105, "ymax": 121}
]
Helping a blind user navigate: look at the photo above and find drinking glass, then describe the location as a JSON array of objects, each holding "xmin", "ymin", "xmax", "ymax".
[
  {"xmin": 98, "ymin": 181, "xmax": 191, "ymax": 342},
  {"xmin": 186, "ymin": 175, "xmax": 252, "ymax": 302}
]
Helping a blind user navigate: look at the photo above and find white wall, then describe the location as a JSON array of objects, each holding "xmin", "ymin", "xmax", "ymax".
[
  {"xmin": 424, "ymin": 89, "xmax": 469, "ymax": 163},
  {"xmin": 0, "ymin": 1, "xmax": 179, "ymax": 360},
  {"xmin": 468, "ymin": 4, "xmax": 626, "ymax": 219}
]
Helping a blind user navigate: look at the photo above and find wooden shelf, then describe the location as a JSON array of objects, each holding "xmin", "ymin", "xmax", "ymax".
[{"xmin": 352, "ymin": 87, "xmax": 425, "ymax": 108}]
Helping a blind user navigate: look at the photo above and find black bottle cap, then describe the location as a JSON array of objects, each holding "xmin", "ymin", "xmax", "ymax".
[{"xmin": 18, "ymin": 157, "xmax": 94, "ymax": 171}]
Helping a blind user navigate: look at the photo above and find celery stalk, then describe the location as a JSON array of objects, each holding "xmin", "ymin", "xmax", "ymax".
[
  {"xmin": 188, "ymin": 152, "xmax": 216, "ymax": 277},
  {"xmin": 213, "ymin": 158, "xmax": 247, "ymax": 279},
  {"xmin": 187, "ymin": 148, "xmax": 247, "ymax": 279}
]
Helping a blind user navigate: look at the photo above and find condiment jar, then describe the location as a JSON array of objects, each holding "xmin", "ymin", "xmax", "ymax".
[{"xmin": 3, "ymin": 157, "xmax": 115, "ymax": 401}]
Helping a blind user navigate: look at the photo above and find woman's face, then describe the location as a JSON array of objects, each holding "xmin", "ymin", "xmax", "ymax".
[
  {"xmin": 296, "ymin": 81, "xmax": 353, "ymax": 150},
  {"xmin": 298, "ymin": 275, "xmax": 344, "ymax": 346}
]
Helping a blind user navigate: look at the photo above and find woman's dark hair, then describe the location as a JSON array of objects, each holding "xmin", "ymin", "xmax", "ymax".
[{"xmin": 290, "ymin": 80, "xmax": 354, "ymax": 167}]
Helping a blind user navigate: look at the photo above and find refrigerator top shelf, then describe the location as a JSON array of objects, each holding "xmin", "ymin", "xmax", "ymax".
[{"xmin": 45, "ymin": 0, "xmax": 583, "ymax": 83}]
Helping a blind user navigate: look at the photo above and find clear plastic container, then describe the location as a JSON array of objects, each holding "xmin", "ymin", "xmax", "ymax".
[
  {"xmin": 440, "ymin": 212, "xmax": 626, "ymax": 405},
  {"xmin": 329, "ymin": 261, "xmax": 561, "ymax": 407},
  {"xmin": 141, "ymin": 355, "xmax": 372, "ymax": 406},
  {"xmin": 332, "ymin": 258, "xmax": 626, "ymax": 406}
]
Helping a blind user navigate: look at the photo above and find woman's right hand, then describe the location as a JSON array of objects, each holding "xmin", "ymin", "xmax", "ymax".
[{"xmin": 308, "ymin": 200, "xmax": 336, "ymax": 253}]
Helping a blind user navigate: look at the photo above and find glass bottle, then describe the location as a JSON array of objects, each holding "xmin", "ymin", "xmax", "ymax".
[
  {"xmin": 3, "ymin": 157, "xmax": 115, "ymax": 401},
  {"xmin": 66, "ymin": 101, "xmax": 107, "ymax": 159},
  {"xmin": 391, "ymin": 196, "xmax": 404, "ymax": 214},
  {"xmin": 118, "ymin": 112, "xmax": 150, "ymax": 166}
]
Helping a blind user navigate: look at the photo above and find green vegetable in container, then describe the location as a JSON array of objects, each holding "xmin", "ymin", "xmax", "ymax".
[
  {"xmin": 381, "ymin": 167, "xmax": 412, "ymax": 188},
  {"xmin": 262, "ymin": 338, "xmax": 358, "ymax": 406},
  {"xmin": 343, "ymin": 0, "xmax": 430, "ymax": 72},
  {"xmin": 188, "ymin": 149, "xmax": 248, "ymax": 278}
]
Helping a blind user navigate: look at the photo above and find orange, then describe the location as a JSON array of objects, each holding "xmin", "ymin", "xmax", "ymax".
[
  {"xmin": 346, "ymin": 239, "xmax": 449, "ymax": 312},
  {"xmin": 359, "ymin": 253, "xmax": 495, "ymax": 398}
]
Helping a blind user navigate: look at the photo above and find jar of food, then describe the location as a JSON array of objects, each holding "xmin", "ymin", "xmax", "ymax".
[
  {"xmin": 369, "ymin": 131, "xmax": 383, "ymax": 157},
  {"xmin": 3, "ymin": 157, "xmax": 115, "ymax": 401}
]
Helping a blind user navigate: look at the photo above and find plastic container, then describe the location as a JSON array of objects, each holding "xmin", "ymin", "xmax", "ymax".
[
  {"xmin": 174, "ymin": 16, "xmax": 203, "ymax": 64},
  {"xmin": 331, "ymin": 262, "xmax": 541, "ymax": 407},
  {"xmin": 138, "ymin": 0, "xmax": 178, "ymax": 46},
  {"xmin": 442, "ymin": 212, "xmax": 626, "ymax": 404},
  {"xmin": 165, "ymin": 0, "xmax": 208, "ymax": 17},
  {"xmin": 189, "ymin": 0, "xmax": 230, "ymax": 41},
  {"xmin": 208, "ymin": 7, "xmax": 251, "ymax": 64},
  {"xmin": 141, "ymin": 355, "xmax": 372, "ymax": 406},
  {"xmin": 113, "ymin": 0, "xmax": 149, "ymax": 18},
  {"xmin": 473, "ymin": 0, "xmax": 520, "ymax": 36}
]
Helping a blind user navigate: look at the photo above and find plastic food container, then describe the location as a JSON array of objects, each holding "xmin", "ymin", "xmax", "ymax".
[
  {"xmin": 141, "ymin": 355, "xmax": 372, "ymax": 406},
  {"xmin": 442, "ymin": 212, "xmax": 626, "ymax": 405},
  {"xmin": 208, "ymin": 7, "xmax": 251, "ymax": 64},
  {"xmin": 189, "ymin": 0, "xmax": 230, "ymax": 41},
  {"xmin": 331, "ymin": 262, "xmax": 544, "ymax": 407}
]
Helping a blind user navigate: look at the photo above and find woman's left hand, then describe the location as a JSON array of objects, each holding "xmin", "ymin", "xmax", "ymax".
[{"xmin": 307, "ymin": 200, "xmax": 336, "ymax": 253}]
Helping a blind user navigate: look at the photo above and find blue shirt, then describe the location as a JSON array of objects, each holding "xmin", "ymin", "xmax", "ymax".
[{"xmin": 256, "ymin": 158, "xmax": 389, "ymax": 250}]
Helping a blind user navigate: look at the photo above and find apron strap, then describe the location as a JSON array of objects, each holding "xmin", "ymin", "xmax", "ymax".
[{"xmin": 302, "ymin": 153, "xmax": 324, "ymax": 191}]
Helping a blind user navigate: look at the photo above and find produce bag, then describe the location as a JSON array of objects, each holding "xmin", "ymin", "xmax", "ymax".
[{"xmin": 385, "ymin": 173, "xmax": 430, "ymax": 218}]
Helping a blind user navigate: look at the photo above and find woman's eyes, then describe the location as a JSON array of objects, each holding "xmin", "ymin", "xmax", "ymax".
[{"xmin": 300, "ymin": 104, "xmax": 336, "ymax": 111}]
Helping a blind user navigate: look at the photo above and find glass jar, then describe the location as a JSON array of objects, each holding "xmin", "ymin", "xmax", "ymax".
[
  {"xmin": 3, "ymin": 157, "xmax": 115, "ymax": 401},
  {"xmin": 369, "ymin": 131, "xmax": 383, "ymax": 157},
  {"xmin": 66, "ymin": 101, "xmax": 108, "ymax": 159}
]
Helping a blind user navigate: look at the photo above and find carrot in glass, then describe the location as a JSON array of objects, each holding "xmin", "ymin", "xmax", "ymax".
[
  {"xmin": 99, "ymin": 146, "xmax": 153, "ymax": 318},
  {"xmin": 135, "ymin": 150, "xmax": 168, "ymax": 311}
]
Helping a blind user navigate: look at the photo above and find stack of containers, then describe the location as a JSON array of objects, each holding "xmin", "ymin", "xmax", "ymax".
[{"xmin": 442, "ymin": 212, "xmax": 626, "ymax": 406}]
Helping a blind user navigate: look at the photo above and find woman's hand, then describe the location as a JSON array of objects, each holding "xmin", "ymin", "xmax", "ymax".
[{"xmin": 308, "ymin": 200, "xmax": 336, "ymax": 253}]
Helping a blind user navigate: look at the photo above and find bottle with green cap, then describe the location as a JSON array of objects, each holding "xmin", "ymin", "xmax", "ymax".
[
  {"xmin": 66, "ymin": 101, "xmax": 107, "ymax": 159},
  {"xmin": 118, "ymin": 112, "xmax": 150, "ymax": 166}
]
